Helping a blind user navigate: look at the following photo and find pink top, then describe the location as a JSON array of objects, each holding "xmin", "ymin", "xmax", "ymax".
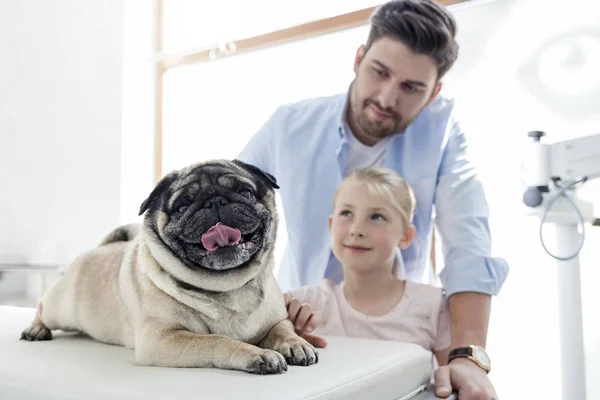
[{"xmin": 289, "ymin": 279, "xmax": 451, "ymax": 352}]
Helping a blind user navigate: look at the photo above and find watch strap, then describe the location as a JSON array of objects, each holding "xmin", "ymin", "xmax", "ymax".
[
  {"xmin": 448, "ymin": 346, "xmax": 472, "ymax": 362},
  {"xmin": 448, "ymin": 346, "xmax": 491, "ymax": 373}
]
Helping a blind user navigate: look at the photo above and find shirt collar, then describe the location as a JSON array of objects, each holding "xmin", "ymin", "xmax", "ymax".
[{"xmin": 336, "ymin": 83, "xmax": 354, "ymax": 140}]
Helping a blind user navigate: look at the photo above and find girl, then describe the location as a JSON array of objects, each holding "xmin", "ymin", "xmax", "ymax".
[{"xmin": 284, "ymin": 166, "xmax": 450, "ymax": 366}]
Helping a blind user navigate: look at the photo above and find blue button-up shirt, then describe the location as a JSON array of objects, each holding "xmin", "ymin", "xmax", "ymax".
[{"xmin": 238, "ymin": 91, "xmax": 509, "ymax": 297}]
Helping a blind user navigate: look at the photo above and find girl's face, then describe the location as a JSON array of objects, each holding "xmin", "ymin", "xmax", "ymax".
[{"xmin": 329, "ymin": 181, "xmax": 414, "ymax": 273}]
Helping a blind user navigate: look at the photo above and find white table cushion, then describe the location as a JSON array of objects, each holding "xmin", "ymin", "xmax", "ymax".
[{"xmin": 0, "ymin": 306, "xmax": 433, "ymax": 400}]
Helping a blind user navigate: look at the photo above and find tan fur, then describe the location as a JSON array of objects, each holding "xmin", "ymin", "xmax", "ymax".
[{"xmin": 21, "ymin": 163, "xmax": 317, "ymax": 374}]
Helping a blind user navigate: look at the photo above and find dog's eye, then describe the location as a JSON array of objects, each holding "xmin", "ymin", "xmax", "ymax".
[
  {"xmin": 177, "ymin": 204, "xmax": 189, "ymax": 213},
  {"xmin": 239, "ymin": 190, "xmax": 255, "ymax": 200}
]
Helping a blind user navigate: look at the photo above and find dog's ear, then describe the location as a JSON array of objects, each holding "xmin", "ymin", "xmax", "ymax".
[
  {"xmin": 233, "ymin": 160, "xmax": 279, "ymax": 190},
  {"xmin": 138, "ymin": 172, "xmax": 178, "ymax": 216}
]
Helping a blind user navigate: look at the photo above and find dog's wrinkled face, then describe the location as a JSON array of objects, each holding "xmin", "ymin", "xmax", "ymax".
[{"xmin": 139, "ymin": 160, "xmax": 279, "ymax": 272}]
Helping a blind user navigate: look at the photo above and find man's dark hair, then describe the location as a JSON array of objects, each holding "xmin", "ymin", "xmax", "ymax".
[{"xmin": 365, "ymin": 0, "xmax": 459, "ymax": 79}]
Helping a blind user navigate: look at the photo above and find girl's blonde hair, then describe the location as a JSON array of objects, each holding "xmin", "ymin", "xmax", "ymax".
[{"xmin": 334, "ymin": 167, "xmax": 416, "ymax": 229}]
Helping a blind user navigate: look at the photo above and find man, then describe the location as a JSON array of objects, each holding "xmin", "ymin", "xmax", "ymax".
[{"xmin": 238, "ymin": 1, "xmax": 508, "ymax": 398}]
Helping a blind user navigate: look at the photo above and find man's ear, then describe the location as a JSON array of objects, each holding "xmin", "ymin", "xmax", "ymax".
[
  {"xmin": 353, "ymin": 44, "xmax": 366, "ymax": 75},
  {"xmin": 138, "ymin": 172, "xmax": 177, "ymax": 216},
  {"xmin": 398, "ymin": 225, "xmax": 416, "ymax": 249},
  {"xmin": 233, "ymin": 159, "xmax": 279, "ymax": 189},
  {"xmin": 426, "ymin": 82, "xmax": 443, "ymax": 106}
]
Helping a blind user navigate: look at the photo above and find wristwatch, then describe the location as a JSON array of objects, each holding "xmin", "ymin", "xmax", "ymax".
[{"xmin": 448, "ymin": 345, "xmax": 491, "ymax": 373}]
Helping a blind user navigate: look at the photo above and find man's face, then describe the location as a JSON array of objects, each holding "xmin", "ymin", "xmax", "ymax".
[{"xmin": 349, "ymin": 36, "xmax": 442, "ymax": 145}]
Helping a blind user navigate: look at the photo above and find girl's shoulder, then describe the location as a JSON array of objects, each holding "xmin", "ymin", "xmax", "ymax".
[{"xmin": 404, "ymin": 281, "xmax": 446, "ymax": 309}]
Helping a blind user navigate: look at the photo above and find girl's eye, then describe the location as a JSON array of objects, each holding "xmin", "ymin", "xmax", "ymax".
[
  {"xmin": 340, "ymin": 210, "xmax": 352, "ymax": 217},
  {"xmin": 372, "ymin": 213, "xmax": 386, "ymax": 221}
]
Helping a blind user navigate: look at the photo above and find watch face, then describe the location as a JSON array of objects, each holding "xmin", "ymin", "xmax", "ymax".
[{"xmin": 474, "ymin": 347, "xmax": 490, "ymax": 367}]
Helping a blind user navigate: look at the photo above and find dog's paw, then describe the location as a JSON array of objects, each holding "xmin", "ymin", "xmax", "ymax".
[
  {"xmin": 20, "ymin": 325, "xmax": 52, "ymax": 341},
  {"xmin": 243, "ymin": 349, "xmax": 288, "ymax": 375},
  {"xmin": 274, "ymin": 335, "xmax": 318, "ymax": 367}
]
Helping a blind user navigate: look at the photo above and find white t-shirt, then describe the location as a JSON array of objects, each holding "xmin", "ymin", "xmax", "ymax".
[{"xmin": 343, "ymin": 125, "xmax": 392, "ymax": 177}]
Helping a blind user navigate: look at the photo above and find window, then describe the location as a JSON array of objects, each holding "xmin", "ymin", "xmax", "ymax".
[{"xmin": 161, "ymin": 25, "xmax": 369, "ymax": 267}]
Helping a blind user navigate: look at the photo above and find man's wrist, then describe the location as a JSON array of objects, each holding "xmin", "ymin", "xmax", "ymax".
[
  {"xmin": 448, "ymin": 356, "xmax": 488, "ymax": 372},
  {"xmin": 447, "ymin": 345, "xmax": 491, "ymax": 373}
]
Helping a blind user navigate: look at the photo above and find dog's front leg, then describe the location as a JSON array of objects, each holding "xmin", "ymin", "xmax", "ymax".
[
  {"xmin": 259, "ymin": 319, "xmax": 318, "ymax": 366},
  {"xmin": 135, "ymin": 322, "xmax": 287, "ymax": 374}
]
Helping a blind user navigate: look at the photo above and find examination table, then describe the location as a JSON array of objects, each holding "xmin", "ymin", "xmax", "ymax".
[{"xmin": 0, "ymin": 306, "xmax": 455, "ymax": 400}]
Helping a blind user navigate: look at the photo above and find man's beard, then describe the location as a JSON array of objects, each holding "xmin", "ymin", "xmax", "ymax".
[{"xmin": 353, "ymin": 98, "xmax": 409, "ymax": 140}]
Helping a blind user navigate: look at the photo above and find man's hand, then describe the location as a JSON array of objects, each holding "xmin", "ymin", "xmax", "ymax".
[
  {"xmin": 434, "ymin": 358, "xmax": 498, "ymax": 400},
  {"xmin": 283, "ymin": 292, "xmax": 327, "ymax": 348}
]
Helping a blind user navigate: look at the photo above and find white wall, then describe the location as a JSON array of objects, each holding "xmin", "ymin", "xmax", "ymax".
[
  {"xmin": 0, "ymin": 1, "xmax": 125, "ymax": 271},
  {"xmin": 120, "ymin": 0, "xmax": 157, "ymax": 224}
]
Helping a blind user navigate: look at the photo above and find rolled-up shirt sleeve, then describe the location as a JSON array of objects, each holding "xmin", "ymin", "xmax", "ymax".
[{"xmin": 435, "ymin": 118, "xmax": 509, "ymax": 298}]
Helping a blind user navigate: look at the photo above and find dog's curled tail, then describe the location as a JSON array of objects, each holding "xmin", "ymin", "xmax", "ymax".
[{"xmin": 99, "ymin": 223, "xmax": 141, "ymax": 246}]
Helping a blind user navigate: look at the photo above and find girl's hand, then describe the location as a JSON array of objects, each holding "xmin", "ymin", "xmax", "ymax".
[{"xmin": 283, "ymin": 293, "xmax": 328, "ymax": 348}]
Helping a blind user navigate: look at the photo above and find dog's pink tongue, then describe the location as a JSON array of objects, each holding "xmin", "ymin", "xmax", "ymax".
[{"xmin": 201, "ymin": 222, "xmax": 241, "ymax": 251}]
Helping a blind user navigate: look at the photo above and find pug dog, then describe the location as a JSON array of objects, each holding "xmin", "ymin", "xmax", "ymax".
[{"xmin": 20, "ymin": 159, "xmax": 318, "ymax": 374}]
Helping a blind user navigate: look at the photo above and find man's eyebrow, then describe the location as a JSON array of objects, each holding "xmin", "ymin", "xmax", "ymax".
[
  {"xmin": 372, "ymin": 59, "xmax": 428, "ymax": 88},
  {"xmin": 372, "ymin": 59, "xmax": 390, "ymax": 72}
]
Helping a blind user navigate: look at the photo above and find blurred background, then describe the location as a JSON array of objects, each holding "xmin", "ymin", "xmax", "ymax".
[{"xmin": 1, "ymin": 0, "xmax": 598, "ymax": 398}]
